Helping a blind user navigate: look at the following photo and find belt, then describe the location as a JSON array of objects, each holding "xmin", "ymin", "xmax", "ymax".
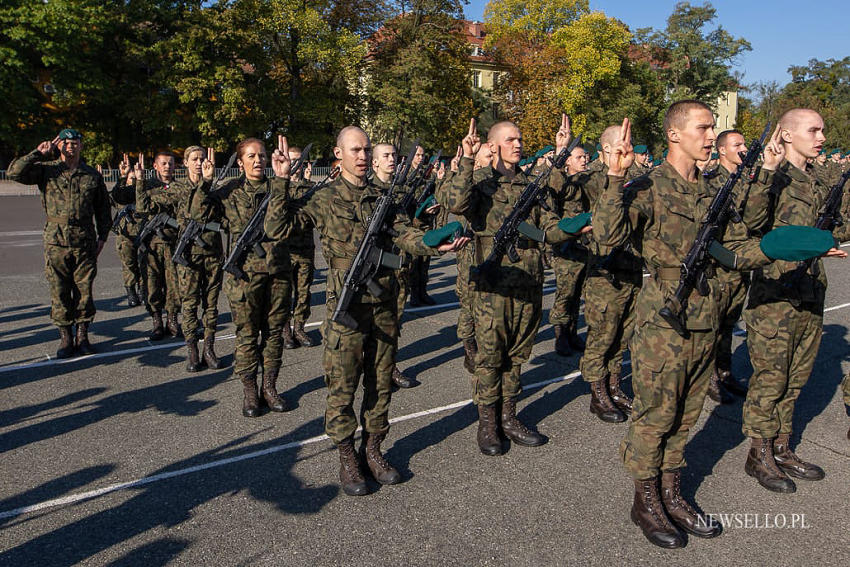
[
  {"xmin": 329, "ymin": 257, "xmax": 352, "ymax": 270},
  {"xmin": 46, "ymin": 215, "xmax": 88, "ymax": 227},
  {"xmin": 651, "ymin": 267, "xmax": 682, "ymax": 280}
]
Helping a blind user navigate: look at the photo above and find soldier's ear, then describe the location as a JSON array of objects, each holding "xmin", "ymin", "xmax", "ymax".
[
  {"xmin": 780, "ymin": 128, "xmax": 792, "ymax": 144},
  {"xmin": 333, "ymin": 146, "xmax": 342, "ymax": 160},
  {"xmin": 667, "ymin": 128, "xmax": 680, "ymax": 144}
]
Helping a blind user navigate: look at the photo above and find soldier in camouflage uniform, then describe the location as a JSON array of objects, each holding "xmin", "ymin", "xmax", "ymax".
[
  {"xmin": 407, "ymin": 145, "xmax": 438, "ymax": 307},
  {"xmin": 741, "ymin": 109, "xmax": 850, "ymax": 493},
  {"xmin": 592, "ymin": 103, "xmax": 775, "ymax": 548},
  {"xmin": 134, "ymin": 152, "xmax": 182, "ymax": 340},
  {"xmin": 281, "ymin": 146, "xmax": 317, "ymax": 350},
  {"xmin": 204, "ymin": 138, "xmax": 293, "ymax": 418},
  {"xmin": 444, "ymin": 118, "xmax": 585, "ymax": 456},
  {"xmin": 8, "ymin": 128, "xmax": 111, "ymax": 358},
  {"xmin": 111, "ymin": 153, "xmax": 145, "ymax": 307},
  {"xmin": 265, "ymin": 127, "xmax": 466, "ymax": 496}
]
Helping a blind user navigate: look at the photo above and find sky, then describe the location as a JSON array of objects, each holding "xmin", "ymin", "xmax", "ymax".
[{"xmin": 463, "ymin": 0, "xmax": 850, "ymax": 89}]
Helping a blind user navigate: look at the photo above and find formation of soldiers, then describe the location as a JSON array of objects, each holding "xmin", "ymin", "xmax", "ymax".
[{"xmin": 8, "ymin": 100, "xmax": 850, "ymax": 549}]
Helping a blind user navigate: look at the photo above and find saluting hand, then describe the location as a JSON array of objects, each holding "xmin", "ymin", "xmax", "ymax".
[
  {"xmin": 555, "ymin": 113, "xmax": 571, "ymax": 156},
  {"xmin": 272, "ymin": 134, "xmax": 291, "ymax": 178},
  {"xmin": 762, "ymin": 123, "xmax": 785, "ymax": 171},
  {"xmin": 37, "ymin": 136, "xmax": 59, "ymax": 157},
  {"xmin": 451, "ymin": 145, "xmax": 462, "ymax": 172},
  {"xmin": 608, "ymin": 117, "xmax": 634, "ymax": 177},
  {"xmin": 133, "ymin": 154, "xmax": 144, "ymax": 182},
  {"xmin": 461, "ymin": 118, "xmax": 480, "ymax": 158},
  {"xmin": 202, "ymin": 148, "xmax": 215, "ymax": 181}
]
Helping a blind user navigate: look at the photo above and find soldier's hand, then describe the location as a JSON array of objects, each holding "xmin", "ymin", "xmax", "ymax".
[
  {"xmin": 461, "ymin": 118, "xmax": 480, "ymax": 158},
  {"xmin": 579, "ymin": 225, "xmax": 592, "ymax": 235},
  {"xmin": 823, "ymin": 247, "xmax": 847, "ymax": 258},
  {"xmin": 451, "ymin": 145, "xmax": 462, "ymax": 172},
  {"xmin": 762, "ymin": 123, "xmax": 785, "ymax": 171},
  {"xmin": 37, "ymin": 137, "xmax": 59, "ymax": 157},
  {"xmin": 303, "ymin": 161, "xmax": 312, "ymax": 180},
  {"xmin": 133, "ymin": 155, "xmax": 144, "ymax": 182},
  {"xmin": 555, "ymin": 113, "xmax": 572, "ymax": 156},
  {"xmin": 438, "ymin": 235, "xmax": 471, "ymax": 252},
  {"xmin": 608, "ymin": 117, "xmax": 634, "ymax": 177},
  {"xmin": 272, "ymin": 134, "xmax": 291, "ymax": 178},
  {"xmin": 436, "ymin": 162, "xmax": 446, "ymax": 179},
  {"xmin": 202, "ymin": 148, "xmax": 215, "ymax": 181},
  {"xmin": 426, "ymin": 203, "xmax": 441, "ymax": 214}
]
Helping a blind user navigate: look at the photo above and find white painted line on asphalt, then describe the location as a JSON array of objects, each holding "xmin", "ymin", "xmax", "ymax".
[
  {"xmin": 0, "ymin": 368, "xmax": 584, "ymax": 521},
  {"xmin": 0, "ymin": 230, "xmax": 42, "ymax": 237}
]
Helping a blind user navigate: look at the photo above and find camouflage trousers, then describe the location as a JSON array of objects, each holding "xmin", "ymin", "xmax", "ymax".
[
  {"xmin": 289, "ymin": 247, "xmax": 315, "ymax": 325},
  {"xmin": 742, "ymin": 301, "xmax": 823, "ymax": 439},
  {"xmin": 323, "ymin": 296, "xmax": 398, "ymax": 444},
  {"xmin": 580, "ymin": 274, "xmax": 639, "ymax": 383},
  {"xmin": 455, "ymin": 245, "xmax": 475, "ymax": 341},
  {"xmin": 224, "ymin": 271, "xmax": 291, "ymax": 376},
  {"xmin": 621, "ymin": 322, "xmax": 715, "ymax": 479},
  {"xmin": 472, "ymin": 290, "xmax": 542, "ymax": 405},
  {"xmin": 44, "ymin": 243, "xmax": 97, "ymax": 327},
  {"xmin": 145, "ymin": 241, "xmax": 180, "ymax": 314},
  {"xmin": 548, "ymin": 252, "xmax": 586, "ymax": 328},
  {"xmin": 714, "ymin": 271, "xmax": 750, "ymax": 373},
  {"xmin": 396, "ymin": 257, "xmax": 411, "ymax": 322},
  {"xmin": 177, "ymin": 254, "xmax": 223, "ymax": 339},
  {"xmin": 843, "ymin": 373, "xmax": 850, "ymax": 407},
  {"xmin": 115, "ymin": 234, "xmax": 142, "ymax": 288}
]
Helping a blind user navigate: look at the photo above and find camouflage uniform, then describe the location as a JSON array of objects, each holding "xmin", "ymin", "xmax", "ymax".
[
  {"xmin": 742, "ymin": 161, "xmax": 850, "ymax": 439},
  {"xmin": 592, "ymin": 161, "xmax": 769, "ymax": 479},
  {"xmin": 7, "ymin": 150, "xmax": 111, "ymax": 326},
  {"xmin": 265, "ymin": 176, "xmax": 437, "ymax": 443},
  {"xmin": 135, "ymin": 177, "xmax": 181, "ymax": 315},
  {"xmin": 444, "ymin": 157, "xmax": 571, "ymax": 406},
  {"xmin": 288, "ymin": 178, "xmax": 317, "ymax": 327},
  {"xmin": 110, "ymin": 178, "xmax": 144, "ymax": 290}
]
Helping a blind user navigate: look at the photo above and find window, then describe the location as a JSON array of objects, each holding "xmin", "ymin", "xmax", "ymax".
[{"xmin": 471, "ymin": 71, "xmax": 481, "ymax": 88}]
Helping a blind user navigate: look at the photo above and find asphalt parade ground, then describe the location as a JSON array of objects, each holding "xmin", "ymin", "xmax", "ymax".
[{"xmin": 1, "ymin": 195, "xmax": 849, "ymax": 566}]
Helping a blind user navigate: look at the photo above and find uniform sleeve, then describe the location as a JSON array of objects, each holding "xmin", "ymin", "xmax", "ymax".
[
  {"xmin": 741, "ymin": 167, "xmax": 774, "ymax": 234},
  {"xmin": 7, "ymin": 150, "xmax": 47, "ymax": 188},
  {"xmin": 390, "ymin": 216, "xmax": 439, "ymax": 256},
  {"xmin": 110, "ymin": 178, "xmax": 135, "ymax": 206},
  {"xmin": 590, "ymin": 174, "xmax": 651, "ymax": 248},
  {"xmin": 135, "ymin": 178, "xmax": 153, "ymax": 214},
  {"xmin": 443, "ymin": 157, "xmax": 475, "ymax": 215},
  {"xmin": 93, "ymin": 175, "xmax": 112, "ymax": 242},
  {"xmin": 264, "ymin": 178, "xmax": 303, "ymax": 240}
]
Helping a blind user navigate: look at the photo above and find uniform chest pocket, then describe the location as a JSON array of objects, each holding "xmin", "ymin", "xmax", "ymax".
[
  {"xmin": 777, "ymin": 188, "xmax": 814, "ymax": 225},
  {"xmin": 332, "ymin": 198, "xmax": 357, "ymax": 220},
  {"xmin": 659, "ymin": 192, "xmax": 696, "ymax": 224}
]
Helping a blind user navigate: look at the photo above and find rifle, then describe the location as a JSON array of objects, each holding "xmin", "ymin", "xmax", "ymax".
[
  {"xmin": 222, "ymin": 142, "xmax": 312, "ymax": 280},
  {"xmin": 111, "ymin": 203, "xmax": 136, "ymax": 235},
  {"xmin": 410, "ymin": 151, "xmax": 442, "ymax": 220},
  {"xmin": 292, "ymin": 165, "xmax": 341, "ymax": 205},
  {"xmin": 331, "ymin": 143, "xmax": 419, "ymax": 330},
  {"xmin": 134, "ymin": 211, "xmax": 179, "ymax": 254},
  {"xmin": 397, "ymin": 155, "xmax": 434, "ymax": 219},
  {"xmin": 783, "ymin": 167, "xmax": 850, "ymax": 305},
  {"xmin": 473, "ymin": 135, "xmax": 583, "ymax": 281},
  {"xmin": 171, "ymin": 152, "xmax": 236, "ymax": 266},
  {"xmin": 659, "ymin": 123, "xmax": 771, "ymax": 337}
]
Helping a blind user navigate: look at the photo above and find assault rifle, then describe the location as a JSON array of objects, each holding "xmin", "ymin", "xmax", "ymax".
[
  {"xmin": 331, "ymin": 143, "xmax": 419, "ymax": 330},
  {"xmin": 398, "ymin": 151, "xmax": 441, "ymax": 220},
  {"xmin": 135, "ymin": 211, "xmax": 179, "ymax": 254},
  {"xmin": 111, "ymin": 203, "xmax": 136, "ymax": 235},
  {"xmin": 473, "ymin": 135, "xmax": 583, "ymax": 281},
  {"xmin": 222, "ymin": 143, "xmax": 312, "ymax": 280},
  {"xmin": 659, "ymin": 123, "xmax": 771, "ymax": 337},
  {"xmin": 292, "ymin": 165, "xmax": 341, "ymax": 205}
]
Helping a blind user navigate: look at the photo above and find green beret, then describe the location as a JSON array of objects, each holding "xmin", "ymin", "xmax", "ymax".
[
  {"xmin": 58, "ymin": 128, "xmax": 82, "ymax": 140},
  {"xmin": 540, "ymin": 145, "xmax": 554, "ymax": 155},
  {"xmin": 662, "ymin": 149, "xmax": 668, "ymax": 158},
  {"xmin": 595, "ymin": 143, "xmax": 602, "ymax": 150},
  {"xmin": 557, "ymin": 212, "xmax": 591, "ymax": 234},
  {"xmin": 760, "ymin": 225, "xmax": 836, "ymax": 261},
  {"xmin": 652, "ymin": 158, "xmax": 662, "ymax": 166},
  {"xmin": 415, "ymin": 195, "xmax": 437, "ymax": 219},
  {"xmin": 828, "ymin": 148, "xmax": 840, "ymax": 156},
  {"xmin": 423, "ymin": 221, "xmax": 463, "ymax": 247},
  {"xmin": 711, "ymin": 152, "xmax": 718, "ymax": 160},
  {"xmin": 633, "ymin": 144, "xmax": 648, "ymax": 154},
  {"xmin": 591, "ymin": 152, "xmax": 599, "ymax": 161}
]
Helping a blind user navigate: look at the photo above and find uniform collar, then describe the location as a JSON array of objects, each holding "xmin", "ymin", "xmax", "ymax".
[{"xmin": 659, "ymin": 160, "xmax": 701, "ymax": 194}]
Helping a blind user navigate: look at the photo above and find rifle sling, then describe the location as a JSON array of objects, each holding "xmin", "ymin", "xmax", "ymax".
[{"xmin": 329, "ymin": 251, "xmax": 401, "ymax": 271}]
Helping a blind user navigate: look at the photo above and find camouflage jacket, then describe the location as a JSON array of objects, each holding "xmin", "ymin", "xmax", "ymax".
[
  {"xmin": 110, "ymin": 178, "xmax": 145, "ymax": 238},
  {"xmin": 745, "ymin": 159, "xmax": 850, "ymax": 306},
  {"xmin": 134, "ymin": 177, "xmax": 180, "ymax": 245},
  {"xmin": 8, "ymin": 150, "xmax": 111, "ymax": 247},
  {"xmin": 592, "ymin": 161, "xmax": 770, "ymax": 331},
  {"xmin": 167, "ymin": 177, "xmax": 223, "ymax": 256},
  {"xmin": 213, "ymin": 176, "xmax": 292, "ymax": 276},
  {"xmin": 443, "ymin": 157, "xmax": 570, "ymax": 297},
  {"xmin": 264, "ymin": 175, "xmax": 436, "ymax": 305},
  {"xmin": 286, "ymin": 177, "xmax": 316, "ymax": 252}
]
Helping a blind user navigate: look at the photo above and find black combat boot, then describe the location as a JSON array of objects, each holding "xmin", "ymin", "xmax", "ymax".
[
  {"xmin": 166, "ymin": 311, "xmax": 182, "ymax": 338},
  {"xmin": 75, "ymin": 322, "xmax": 95, "ymax": 355},
  {"xmin": 590, "ymin": 378, "xmax": 626, "ymax": 423},
  {"xmin": 126, "ymin": 286, "xmax": 140, "ymax": 307},
  {"xmin": 718, "ymin": 369, "xmax": 748, "ymax": 397},
  {"xmin": 202, "ymin": 333, "xmax": 221, "ymax": 369},
  {"xmin": 607, "ymin": 371, "xmax": 633, "ymax": 414},
  {"xmin": 360, "ymin": 431, "xmax": 402, "ymax": 485},
  {"xmin": 391, "ymin": 366, "xmax": 415, "ymax": 389},
  {"xmin": 476, "ymin": 403, "xmax": 502, "ymax": 456},
  {"xmin": 293, "ymin": 321, "xmax": 314, "ymax": 347},
  {"xmin": 282, "ymin": 324, "xmax": 296, "ymax": 349},
  {"xmin": 260, "ymin": 366, "xmax": 289, "ymax": 412},
  {"xmin": 501, "ymin": 398, "xmax": 546, "ymax": 446},
  {"xmin": 773, "ymin": 433, "xmax": 825, "ymax": 480},
  {"xmin": 150, "ymin": 311, "xmax": 165, "ymax": 341},
  {"xmin": 462, "ymin": 338, "xmax": 478, "ymax": 374},
  {"xmin": 553, "ymin": 324, "xmax": 572, "ymax": 357},
  {"xmin": 338, "ymin": 437, "xmax": 369, "ymax": 496},
  {"xmin": 56, "ymin": 326, "xmax": 75, "ymax": 359},
  {"xmin": 744, "ymin": 437, "xmax": 796, "ymax": 493},
  {"xmin": 707, "ymin": 371, "xmax": 733, "ymax": 404},
  {"xmin": 661, "ymin": 469, "xmax": 721, "ymax": 538},
  {"xmin": 185, "ymin": 337, "xmax": 204, "ymax": 372},
  {"xmin": 631, "ymin": 477, "xmax": 686, "ymax": 549},
  {"xmin": 240, "ymin": 371, "xmax": 261, "ymax": 418},
  {"xmin": 418, "ymin": 258, "xmax": 436, "ymax": 305}
]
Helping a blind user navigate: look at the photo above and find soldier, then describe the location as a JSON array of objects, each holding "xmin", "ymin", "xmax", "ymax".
[
  {"xmin": 264, "ymin": 127, "xmax": 466, "ymax": 496},
  {"xmin": 703, "ymin": 129, "xmax": 752, "ymax": 403},
  {"xmin": 205, "ymin": 137, "xmax": 293, "ymax": 417},
  {"xmin": 444, "ymin": 118, "xmax": 587, "ymax": 456},
  {"xmin": 8, "ymin": 128, "xmax": 111, "ymax": 358},
  {"xmin": 633, "ymin": 144, "xmax": 651, "ymax": 173},
  {"xmin": 592, "ymin": 102, "xmax": 776, "ymax": 548},
  {"xmin": 741, "ymin": 109, "xmax": 850, "ymax": 493},
  {"xmin": 282, "ymin": 146, "xmax": 318, "ymax": 349},
  {"xmin": 135, "ymin": 152, "xmax": 183, "ymax": 340},
  {"xmin": 111, "ymin": 154, "xmax": 145, "ymax": 307},
  {"xmin": 547, "ymin": 137, "xmax": 589, "ymax": 358},
  {"xmin": 408, "ymin": 145, "xmax": 438, "ymax": 307},
  {"xmin": 142, "ymin": 146, "xmax": 224, "ymax": 372}
]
